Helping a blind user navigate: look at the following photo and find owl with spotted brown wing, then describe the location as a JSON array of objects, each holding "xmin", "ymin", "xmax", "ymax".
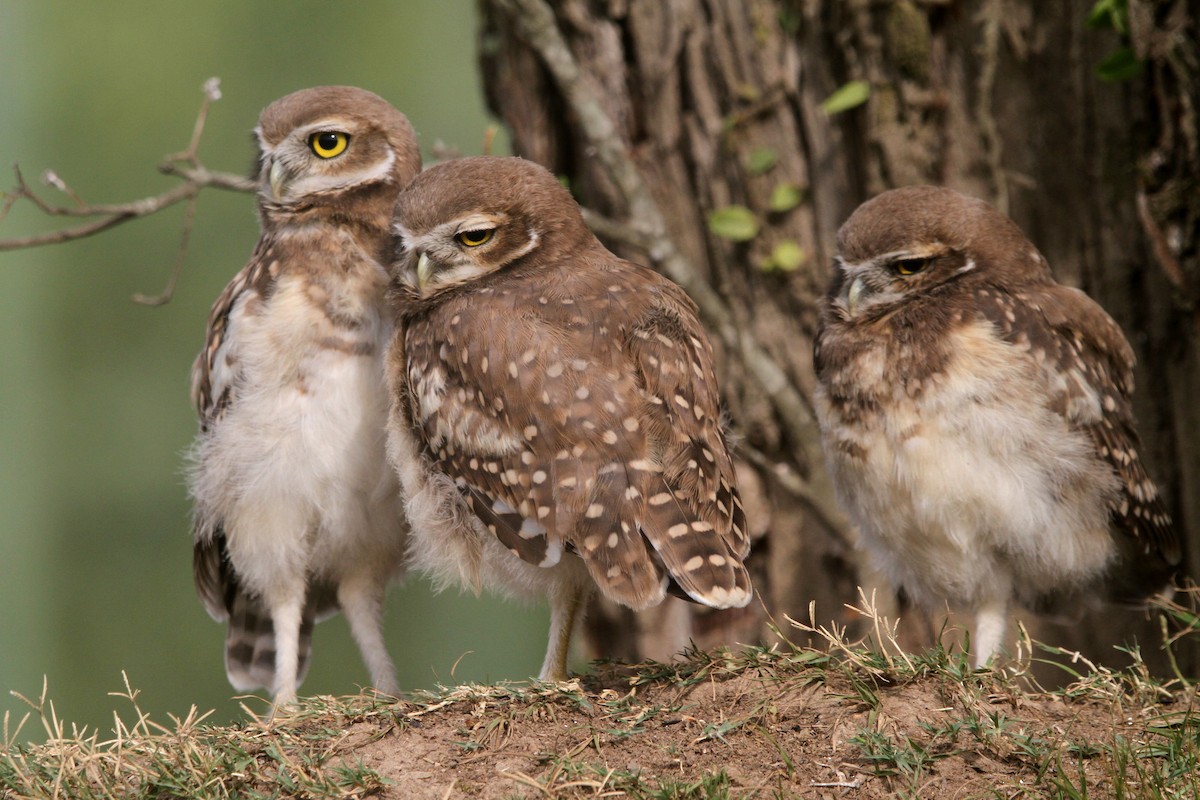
[
  {"xmin": 814, "ymin": 185, "xmax": 1180, "ymax": 668},
  {"xmin": 385, "ymin": 156, "xmax": 752, "ymax": 681},
  {"xmin": 189, "ymin": 86, "xmax": 420, "ymax": 705}
]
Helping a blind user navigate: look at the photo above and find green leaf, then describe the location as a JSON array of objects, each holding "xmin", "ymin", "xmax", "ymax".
[
  {"xmin": 1086, "ymin": 0, "xmax": 1129, "ymax": 33},
  {"xmin": 1085, "ymin": 0, "xmax": 1118, "ymax": 28},
  {"xmin": 746, "ymin": 147, "xmax": 778, "ymax": 176},
  {"xmin": 707, "ymin": 205, "xmax": 760, "ymax": 241},
  {"xmin": 1097, "ymin": 46, "xmax": 1142, "ymax": 82},
  {"xmin": 821, "ymin": 80, "xmax": 871, "ymax": 114},
  {"xmin": 763, "ymin": 240, "xmax": 806, "ymax": 273},
  {"xmin": 768, "ymin": 183, "xmax": 803, "ymax": 213}
]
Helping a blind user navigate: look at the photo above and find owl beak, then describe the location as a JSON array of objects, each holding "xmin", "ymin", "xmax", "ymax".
[
  {"xmin": 845, "ymin": 274, "xmax": 867, "ymax": 315},
  {"xmin": 268, "ymin": 159, "xmax": 288, "ymax": 200},
  {"xmin": 416, "ymin": 252, "xmax": 433, "ymax": 290}
]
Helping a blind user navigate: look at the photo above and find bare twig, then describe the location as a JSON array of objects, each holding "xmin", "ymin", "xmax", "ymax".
[
  {"xmin": 0, "ymin": 78, "xmax": 256, "ymax": 306},
  {"xmin": 131, "ymin": 192, "xmax": 199, "ymax": 306},
  {"xmin": 164, "ymin": 77, "xmax": 224, "ymax": 168},
  {"xmin": 1136, "ymin": 184, "xmax": 1189, "ymax": 293},
  {"xmin": 494, "ymin": 0, "xmax": 848, "ymax": 538},
  {"xmin": 0, "ymin": 162, "xmax": 252, "ymax": 249}
]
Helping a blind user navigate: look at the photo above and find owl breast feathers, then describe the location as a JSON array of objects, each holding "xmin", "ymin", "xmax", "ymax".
[
  {"xmin": 188, "ymin": 86, "xmax": 420, "ymax": 705},
  {"xmin": 814, "ymin": 185, "xmax": 1179, "ymax": 666},
  {"xmin": 385, "ymin": 156, "xmax": 751, "ymax": 680}
]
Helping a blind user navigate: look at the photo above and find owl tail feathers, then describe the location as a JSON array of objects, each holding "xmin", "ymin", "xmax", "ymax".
[
  {"xmin": 572, "ymin": 508, "xmax": 669, "ymax": 612},
  {"xmin": 193, "ymin": 533, "xmax": 231, "ymax": 622},
  {"xmin": 223, "ymin": 590, "xmax": 315, "ymax": 693},
  {"xmin": 637, "ymin": 488, "xmax": 753, "ymax": 611}
]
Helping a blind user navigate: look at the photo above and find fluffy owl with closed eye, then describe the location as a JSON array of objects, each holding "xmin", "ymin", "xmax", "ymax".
[
  {"xmin": 189, "ymin": 86, "xmax": 420, "ymax": 705},
  {"xmin": 814, "ymin": 185, "xmax": 1180, "ymax": 668},
  {"xmin": 385, "ymin": 156, "xmax": 752, "ymax": 682}
]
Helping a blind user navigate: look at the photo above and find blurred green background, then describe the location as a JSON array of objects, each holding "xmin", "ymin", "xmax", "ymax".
[{"xmin": 0, "ymin": 0, "xmax": 550, "ymax": 737}]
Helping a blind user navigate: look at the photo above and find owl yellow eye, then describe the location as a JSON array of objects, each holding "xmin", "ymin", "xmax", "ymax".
[
  {"xmin": 893, "ymin": 257, "xmax": 930, "ymax": 276},
  {"xmin": 309, "ymin": 131, "xmax": 349, "ymax": 159},
  {"xmin": 456, "ymin": 228, "xmax": 495, "ymax": 247}
]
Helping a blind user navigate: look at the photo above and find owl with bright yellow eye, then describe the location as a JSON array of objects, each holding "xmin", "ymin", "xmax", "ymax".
[{"xmin": 189, "ymin": 87, "xmax": 421, "ymax": 706}]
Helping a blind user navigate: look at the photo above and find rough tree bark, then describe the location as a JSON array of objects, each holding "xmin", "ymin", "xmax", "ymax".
[{"xmin": 478, "ymin": 0, "xmax": 1198, "ymax": 677}]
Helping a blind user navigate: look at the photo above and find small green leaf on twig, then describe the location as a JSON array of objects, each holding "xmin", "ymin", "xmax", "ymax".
[
  {"xmin": 746, "ymin": 147, "xmax": 778, "ymax": 176},
  {"xmin": 769, "ymin": 183, "xmax": 804, "ymax": 213},
  {"xmin": 1086, "ymin": 0, "xmax": 1128, "ymax": 33},
  {"xmin": 821, "ymin": 80, "xmax": 871, "ymax": 114},
  {"xmin": 708, "ymin": 205, "xmax": 759, "ymax": 242},
  {"xmin": 1097, "ymin": 47, "xmax": 1142, "ymax": 82},
  {"xmin": 763, "ymin": 240, "xmax": 806, "ymax": 273}
]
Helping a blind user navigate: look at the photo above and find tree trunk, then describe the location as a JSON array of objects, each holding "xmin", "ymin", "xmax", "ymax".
[{"xmin": 478, "ymin": 0, "xmax": 1198, "ymax": 678}]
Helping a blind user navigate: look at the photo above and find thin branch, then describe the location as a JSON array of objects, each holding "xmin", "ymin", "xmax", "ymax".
[
  {"xmin": 1136, "ymin": 183, "xmax": 1189, "ymax": 293},
  {"xmin": 165, "ymin": 77, "xmax": 224, "ymax": 168},
  {"xmin": 0, "ymin": 165, "xmax": 252, "ymax": 248},
  {"xmin": 495, "ymin": 0, "xmax": 849, "ymax": 538},
  {"xmin": 0, "ymin": 77, "xmax": 256, "ymax": 306},
  {"xmin": 132, "ymin": 192, "xmax": 199, "ymax": 307}
]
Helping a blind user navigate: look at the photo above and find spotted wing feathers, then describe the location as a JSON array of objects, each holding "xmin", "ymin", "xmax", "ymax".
[
  {"xmin": 624, "ymin": 304, "xmax": 751, "ymax": 608},
  {"xmin": 404, "ymin": 265, "xmax": 752, "ymax": 612},
  {"xmin": 977, "ymin": 281, "xmax": 1179, "ymax": 568},
  {"xmin": 189, "ymin": 238, "xmax": 280, "ymax": 431}
]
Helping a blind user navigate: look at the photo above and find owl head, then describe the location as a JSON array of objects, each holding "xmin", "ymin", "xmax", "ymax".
[
  {"xmin": 831, "ymin": 185, "xmax": 1046, "ymax": 319},
  {"xmin": 253, "ymin": 86, "xmax": 420, "ymax": 212},
  {"xmin": 391, "ymin": 156, "xmax": 594, "ymax": 296}
]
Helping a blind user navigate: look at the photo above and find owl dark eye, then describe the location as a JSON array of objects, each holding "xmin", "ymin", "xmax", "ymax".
[
  {"xmin": 893, "ymin": 257, "xmax": 931, "ymax": 276},
  {"xmin": 309, "ymin": 131, "xmax": 349, "ymax": 159},
  {"xmin": 456, "ymin": 228, "xmax": 495, "ymax": 247}
]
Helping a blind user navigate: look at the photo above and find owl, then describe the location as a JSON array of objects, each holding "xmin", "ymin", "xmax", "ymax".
[
  {"xmin": 814, "ymin": 185, "xmax": 1180, "ymax": 667},
  {"xmin": 384, "ymin": 156, "xmax": 752, "ymax": 681},
  {"xmin": 189, "ymin": 86, "xmax": 421, "ymax": 704}
]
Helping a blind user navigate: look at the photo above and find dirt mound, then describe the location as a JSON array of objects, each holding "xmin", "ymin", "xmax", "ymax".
[
  {"xmin": 5, "ymin": 645, "xmax": 1197, "ymax": 798},
  {"xmin": 282, "ymin": 648, "xmax": 1198, "ymax": 798}
]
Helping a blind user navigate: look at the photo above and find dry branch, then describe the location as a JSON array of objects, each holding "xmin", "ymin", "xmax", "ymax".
[
  {"xmin": 0, "ymin": 78, "xmax": 255, "ymax": 304},
  {"xmin": 0, "ymin": 164, "xmax": 253, "ymax": 253}
]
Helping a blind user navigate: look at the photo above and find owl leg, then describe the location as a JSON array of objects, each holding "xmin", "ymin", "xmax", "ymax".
[
  {"xmin": 971, "ymin": 599, "xmax": 1009, "ymax": 669},
  {"xmin": 337, "ymin": 574, "xmax": 400, "ymax": 696},
  {"xmin": 538, "ymin": 580, "xmax": 590, "ymax": 683},
  {"xmin": 267, "ymin": 585, "xmax": 306, "ymax": 707}
]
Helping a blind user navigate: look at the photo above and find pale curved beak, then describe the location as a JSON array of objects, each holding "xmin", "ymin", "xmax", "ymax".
[
  {"xmin": 416, "ymin": 252, "xmax": 433, "ymax": 290},
  {"xmin": 846, "ymin": 274, "xmax": 867, "ymax": 316},
  {"xmin": 268, "ymin": 159, "xmax": 288, "ymax": 200}
]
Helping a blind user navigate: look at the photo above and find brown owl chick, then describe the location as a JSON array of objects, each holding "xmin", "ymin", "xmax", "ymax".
[
  {"xmin": 385, "ymin": 156, "xmax": 752, "ymax": 682},
  {"xmin": 189, "ymin": 87, "xmax": 421, "ymax": 705},
  {"xmin": 814, "ymin": 185, "xmax": 1180, "ymax": 668}
]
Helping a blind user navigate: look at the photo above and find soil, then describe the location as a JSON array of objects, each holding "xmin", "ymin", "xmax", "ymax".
[{"xmin": 277, "ymin": 653, "xmax": 1188, "ymax": 799}]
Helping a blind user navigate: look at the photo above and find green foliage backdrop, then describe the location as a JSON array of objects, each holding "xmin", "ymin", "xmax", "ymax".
[{"xmin": 0, "ymin": 0, "xmax": 547, "ymax": 735}]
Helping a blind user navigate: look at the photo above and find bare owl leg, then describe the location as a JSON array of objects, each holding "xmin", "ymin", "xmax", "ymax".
[
  {"xmin": 338, "ymin": 574, "xmax": 399, "ymax": 695},
  {"xmin": 539, "ymin": 580, "xmax": 589, "ymax": 682},
  {"xmin": 971, "ymin": 599, "xmax": 1009, "ymax": 669},
  {"xmin": 267, "ymin": 585, "xmax": 306, "ymax": 707}
]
